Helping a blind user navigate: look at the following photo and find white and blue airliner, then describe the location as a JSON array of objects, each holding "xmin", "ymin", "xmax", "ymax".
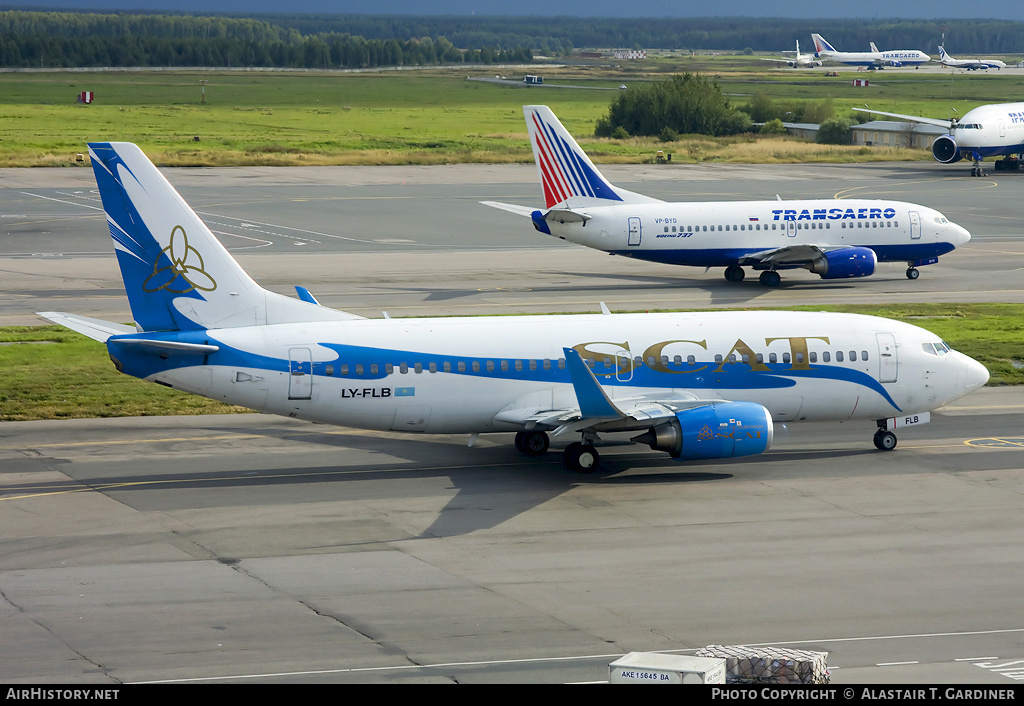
[
  {"xmin": 40, "ymin": 143, "xmax": 988, "ymax": 473},
  {"xmin": 483, "ymin": 106, "xmax": 970, "ymax": 285}
]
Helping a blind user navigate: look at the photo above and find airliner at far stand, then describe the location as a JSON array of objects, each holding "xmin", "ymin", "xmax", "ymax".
[
  {"xmin": 761, "ymin": 40, "xmax": 822, "ymax": 68},
  {"xmin": 811, "ymin": 33, "xmax": 931, "ymax": 69},
  {"xmin": 854, "ymin": 102, "xmax": 1024, "ymax": 177},
  {"xmin": 39, "ymin": 142, "xmax": 988, "ymax": 474},
  {"xmin": 482, "ymin": 105, "xmax": 970, "ymax": 286},
  {"xmin": 938, "ymin": 46, "xmax": 1006, "ymax": 71}
]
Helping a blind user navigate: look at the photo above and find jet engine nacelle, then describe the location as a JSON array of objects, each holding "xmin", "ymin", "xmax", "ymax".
[
  {"xmin": 806, "ymin": 247, "xmax": 877, "ymax": 279},
  {"xmin": 632, "ymin": 402, "xmax": 773, "ymax": 461},
  {"xmin": 932, "ymin": 134, "xmax": 963, "ymax": 163}
]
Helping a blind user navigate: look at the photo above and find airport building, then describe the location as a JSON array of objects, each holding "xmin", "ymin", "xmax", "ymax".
[{"xmin": 849, "ymin": 120, "xmax": 947, "ymax": 149}]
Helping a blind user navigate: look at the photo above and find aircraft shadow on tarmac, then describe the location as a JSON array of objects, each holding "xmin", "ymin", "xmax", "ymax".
[
  {"xmin": 380, "ymin": 269, "xmax": 863, "ymax": 308},
  {"xmin": 50, "ymin": 424, "xmax": 884, "ymax": 540}
]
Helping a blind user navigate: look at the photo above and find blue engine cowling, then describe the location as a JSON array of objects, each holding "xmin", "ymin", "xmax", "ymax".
[
  {"xmin": 932, "ymin": 134, "xmax": 962, "ymax": 163},
  {"xmin": 632, "ymin": 401, "xmax": 774, "ymax": 461},
  {"xmin": 807, "ymin": 246, "xmax": 877, "ymax": 279}
]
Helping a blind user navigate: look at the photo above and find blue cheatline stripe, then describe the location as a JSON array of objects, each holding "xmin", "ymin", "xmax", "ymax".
[{"xmin": 104, "ymin": 334, "xmax": 902, "ymax": 413}]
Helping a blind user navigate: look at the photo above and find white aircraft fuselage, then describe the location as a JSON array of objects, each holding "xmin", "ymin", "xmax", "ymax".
[
  {"xmin": 936, "ymin": 103, "xmax": 1024, "ymax": 162},
  {"xmin": 531, "ymin": 199, "xmax": 968, "ymax": 270},
  {"xmin": 811, "ymin": 34, "xmax": 930, "ymax": 68},
  {"xmin": 107, "ymin": 310, "xmax": 985, "ymax": 434}
]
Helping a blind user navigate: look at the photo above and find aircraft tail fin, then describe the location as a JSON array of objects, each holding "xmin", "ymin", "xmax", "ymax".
[
  {"xmin": 88, "ymin": 142, "xmax": 361, "ymax": 332},
  {"xmin": 523, "ymin": 105, "xmax": 660, "ymax": 209},
  {"xmin": 811, "ymin": 33, "xmax": 834, "ymax": 55}
]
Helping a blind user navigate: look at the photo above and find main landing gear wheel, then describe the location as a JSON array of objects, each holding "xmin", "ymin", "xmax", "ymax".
[
  {"xmin": 873, "ymin": 429, "xmax": 898, "ymax": 451},
  {"xmin": 563, "ymin": 442, "xmax": 600, "ymax": 473},
  {"xmin": 759, "ymin": 270, "xmax": 781, "ymax": 288},
  {"xmin": 724, "ymin": 265, "xmax": 745, "ymax": 283},
  {"xmin": 906, "ymin": 267, "xmax": 920, "ymax": 280},
  {"xmin": 514, "ymin": 430, "xmax": 549, "ymax": 456}
]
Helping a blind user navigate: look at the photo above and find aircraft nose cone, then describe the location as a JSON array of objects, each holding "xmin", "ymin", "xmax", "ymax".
[
  {"xmin": 964, "ymin": 356, "xmax": 989, "ymax": 391},
  {"xmin": 956, "ymin": 224, "xmax": 972, "ymax": 245}
]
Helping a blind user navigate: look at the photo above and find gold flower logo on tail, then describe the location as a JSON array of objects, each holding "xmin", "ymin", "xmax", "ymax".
[{"xmin": 143, "ymin": 225, "xmax": 217, "ymax": 293}]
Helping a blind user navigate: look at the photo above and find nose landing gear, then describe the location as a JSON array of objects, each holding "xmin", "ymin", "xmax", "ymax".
[{"xmin": 873, "ymin": 428, "xmax": 898, "ymax": 451}]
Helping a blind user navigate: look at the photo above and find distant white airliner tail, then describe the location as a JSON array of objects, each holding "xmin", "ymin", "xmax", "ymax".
[
  {"xmin": 87, "ymin": 142, "xmax": 361, "ymax": 332},
  {"xmin": 523, "ymin": 105, "xmax": 659, "ymax": 208}
]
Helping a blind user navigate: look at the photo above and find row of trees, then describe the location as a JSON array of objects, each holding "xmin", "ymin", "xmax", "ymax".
[
  {"xmin": 0, "ymin": 12, "xmax": 532, "ymax": 68},
  {"xmin": 5, "ymin": 11, "xmax": 1024, "ymax": 68},
  {"xmin": 262, "ymin": 14, "xmax": 1024, "ymax": 54},
  {"xmin": 595, "ymin": 77, "xmax": 855, "ymax": 145}
]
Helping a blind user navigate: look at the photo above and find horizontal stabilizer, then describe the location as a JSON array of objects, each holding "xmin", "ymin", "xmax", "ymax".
[
  {"xmin": 113, "ymin": 338, "xmax": 220, "ymax": 355},
  {"xmin": 544, "ymin": 209, "xmax": 592, "ymax": 224},
  {"xmin": 480, "ymin": 201, "xmax": 535, "ymax": 218},
  {"xmin": 37, "ymin": 312, "xmax": 135, "ymax": 343}
]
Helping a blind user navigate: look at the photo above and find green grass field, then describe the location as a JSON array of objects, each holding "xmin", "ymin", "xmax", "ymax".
[
  {"xmin": 1, "ymin": 304, "xmax": 1019, "ymax": 421},
  {"xmin": 4, "ymin": 59, "xmax": 1023, "ymax": 166}
]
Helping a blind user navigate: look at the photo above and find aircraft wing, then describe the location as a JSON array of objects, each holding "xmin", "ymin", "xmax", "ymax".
[
  {"xmin": 494, "ymin": 348, "xmax": 731, "ymax": 437},
  {"xmin": 853, "ymin": 107, "xmax": 952, "ymax": 129},
  {"xmin": 739, "ymin": 243, "xmax": 845, "ymax": 268}
]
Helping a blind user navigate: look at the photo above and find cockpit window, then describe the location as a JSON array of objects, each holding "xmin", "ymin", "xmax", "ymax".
[
  {"xmin": 934, "ymin": 217, "xmax": 948, "ymax": 224},
  {"xmin": 922, "ymin": 341, "xmax": 951, "ymax": 356}
]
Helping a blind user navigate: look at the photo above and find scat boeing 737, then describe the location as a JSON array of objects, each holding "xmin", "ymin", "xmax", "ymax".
[
  {"xmin": 483, "ymin": 106, "xmax": 970, "ymax": 285},
  {"xmin": 40, "ymin": 143, "xmax": 988, "ymax": 473}
]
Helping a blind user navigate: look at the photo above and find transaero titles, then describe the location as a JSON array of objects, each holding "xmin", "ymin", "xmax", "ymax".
[{"xmin": 771, "ymin": 207, "xmax": 898, "ymax": 221}]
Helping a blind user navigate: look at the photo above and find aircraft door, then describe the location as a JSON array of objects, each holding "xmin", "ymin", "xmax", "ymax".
[
  {"xmin": 909, "ymin": 211, "xmax": 921, "ymax": 240},
  {"xmin": 627, "ymin": 217, "xmax": 642, "ymax": 246},
  {"xmin": 786, "ymin": 220, "xmax": 796, "ymax": 238},
  {"xmin": 288, "ymin": 347, "xmax": 313, "ymax": 400},
  {"xmin": 615, "ymin": 349, "xmax": 633, "ymax": 382},
  {"xmin": 877, "ymin": 333, "xmax": 898, "ymax": 383}
]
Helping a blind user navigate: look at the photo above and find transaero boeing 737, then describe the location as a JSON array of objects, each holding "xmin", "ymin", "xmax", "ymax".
[
  {"xmin": 39, "ymin": 143, "xmax": 988, "ymax": 473},
  {"xmin": 482, "ymin": 106, "xmax": 970, "ymax": 286}
]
